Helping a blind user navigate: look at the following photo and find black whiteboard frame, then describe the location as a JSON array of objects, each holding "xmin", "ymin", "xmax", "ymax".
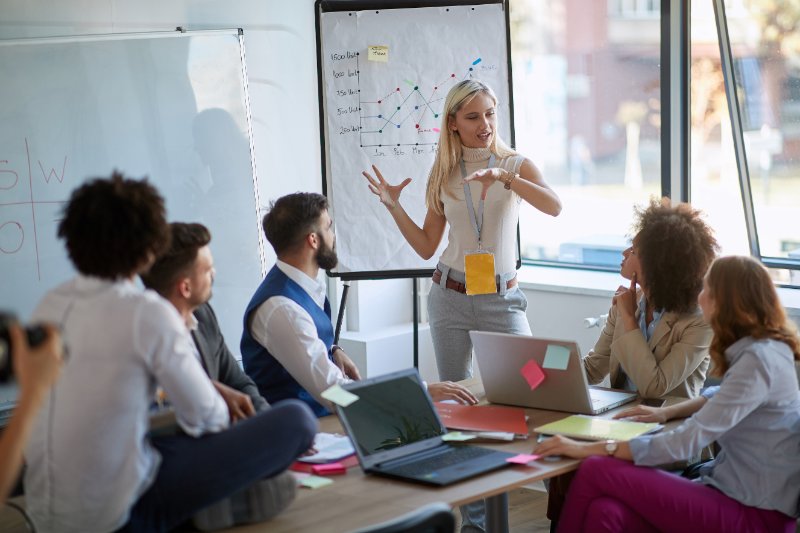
[{"xmin": 315, "ymin": 0, "xmax": 518, "ymax": 281}]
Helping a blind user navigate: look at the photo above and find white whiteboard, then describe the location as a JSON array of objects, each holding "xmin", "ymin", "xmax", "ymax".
[
  {"xmin": 318, "ymin": 3, "xmax": 512, "ymax": 277},
  {"xmin": 0, "ymin": 30, "xmax": 265, "ymax": 349}
]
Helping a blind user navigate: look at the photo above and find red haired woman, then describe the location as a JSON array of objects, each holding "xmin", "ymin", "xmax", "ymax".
[{"xmin": 536, "ymin": 256, "xmax": 800, "ymax": 532}]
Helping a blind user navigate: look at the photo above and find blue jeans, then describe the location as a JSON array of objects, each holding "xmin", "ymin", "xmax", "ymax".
[{"xmin": 120, "ymin": 400, "xmax": 317, "ymax": 532}]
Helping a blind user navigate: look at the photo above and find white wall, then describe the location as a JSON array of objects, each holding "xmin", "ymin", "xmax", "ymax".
[
  {"xmin": 0, "ymin": 0, "xmax": 322, "ymax": 271},
  {"xmin": 1, "ymin": 0, "xmax": 418, "ymax": 336}
]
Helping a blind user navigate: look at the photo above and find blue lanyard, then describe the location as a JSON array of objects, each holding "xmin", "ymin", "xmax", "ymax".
[{"xmin": 460, "ymin": 154, "xmax": 496, "ymax": 250}]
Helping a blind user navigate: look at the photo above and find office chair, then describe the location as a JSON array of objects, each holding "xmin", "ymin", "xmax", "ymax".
[{"xmin": 350, "ymin": 502, "xmax": 455, "ymax": 533}]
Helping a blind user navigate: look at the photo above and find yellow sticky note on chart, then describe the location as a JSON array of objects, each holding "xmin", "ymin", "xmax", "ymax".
[
  {"xmin": 321, "ymin": 384, "xmax": 359, "ymax": 407},
  {"xmin": 368, "ymin": 45, "xmax": 389, "ymax": 62}
]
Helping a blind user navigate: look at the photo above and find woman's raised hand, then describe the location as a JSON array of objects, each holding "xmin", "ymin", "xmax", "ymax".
[
  {"xmin": 362, "ymin": 165, "xmax": 411, "ymax": 210},
  {"xmin": 463, "ymin": 167, "xmax": 504, "ymax": 199},
  {"xmin": 612, "ymin": 273, "xmax": 638, "ymax": 321}
]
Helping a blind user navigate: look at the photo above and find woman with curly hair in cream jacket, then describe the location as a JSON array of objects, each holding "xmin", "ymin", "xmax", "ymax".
[
  {"xmin": 583, "ymin": 198, "xmax": 720, "ymax": 399},
  {"xmin": 547, "ymin": 199, "xmax": 719, "ymax": 528}
]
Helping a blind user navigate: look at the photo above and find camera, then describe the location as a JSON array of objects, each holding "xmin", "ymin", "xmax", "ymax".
[{"xmin": 0, "ymin": 312, "xmax": 48, "ymax": 383}]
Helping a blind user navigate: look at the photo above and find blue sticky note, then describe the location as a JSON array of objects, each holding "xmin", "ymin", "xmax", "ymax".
[{"xmin": 542, "ymin": 344, "xmax": 570, "ymax": 371}]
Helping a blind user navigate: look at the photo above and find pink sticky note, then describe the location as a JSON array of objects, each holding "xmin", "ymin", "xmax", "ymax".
[
  {"xmin": 520, "ymin": 359, "xmax": 545, "ymax": 390},
  {"xmin": 311, "ymin": 462, "xmax": 347, "ymax": 476},
  {"xmin": 506, "ymin": 453, "xmax": 541, "ymax": 465}
]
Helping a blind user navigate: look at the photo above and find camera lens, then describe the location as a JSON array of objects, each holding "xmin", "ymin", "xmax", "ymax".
[{"xmin": 0, "ymin": 311, "xmax": 48, "ymax": 383}]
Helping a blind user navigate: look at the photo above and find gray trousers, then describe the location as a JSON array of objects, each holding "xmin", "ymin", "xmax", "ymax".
[
  {"xmin": 428, "ymin": 264, "xmax": 531, "ymax": 382},
  {"xmin": 427, "ymin": 264, "xmax": 531, "ymax": 532}
]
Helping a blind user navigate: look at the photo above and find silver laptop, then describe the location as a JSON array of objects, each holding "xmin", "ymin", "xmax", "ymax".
[
  {"xmin": 335, "ymin": 368, "xmax": 515, "ymax": 486},
  {"xmin": 470, "ymin": 331, "xmax": 637, "ymax": 415}
]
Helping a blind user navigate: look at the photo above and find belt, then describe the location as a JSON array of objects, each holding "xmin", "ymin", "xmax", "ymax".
[{"xmin": 432, "ymin": 268, "xmax": 517, "ymax": 294}]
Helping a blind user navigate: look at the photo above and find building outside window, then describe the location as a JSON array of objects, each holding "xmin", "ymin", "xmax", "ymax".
[{"xmin": 511, "ymin": 0, "xmax": 799, "ymax": 286}]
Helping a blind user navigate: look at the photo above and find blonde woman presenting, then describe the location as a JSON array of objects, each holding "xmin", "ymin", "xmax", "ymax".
[{"xmin": 363, "ymin": 80, "xmax": 561, "ymax": 383}]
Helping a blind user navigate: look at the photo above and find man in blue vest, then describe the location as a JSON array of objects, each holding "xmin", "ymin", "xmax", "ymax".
[{"xmin": 241, "ymin": 192, "xmax": 477, "ymax": 417}]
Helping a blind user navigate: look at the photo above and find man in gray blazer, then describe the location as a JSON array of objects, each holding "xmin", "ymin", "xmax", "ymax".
[
  {"xmin": 193, "ymin": 302, "xmax": 269, "ymax": 413},
  {"xmin": 141, "ymin": 222, "xmax": 268, "ymax": 418}
]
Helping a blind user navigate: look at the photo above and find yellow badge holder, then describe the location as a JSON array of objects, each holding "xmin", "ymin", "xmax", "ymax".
[
  {"xmin": 465, "ymin": 250, "xmax": 497, "ymax": 295},
  {"xmin": 461, "ymin": 154, "xmax": 498, "ymax": 296}
]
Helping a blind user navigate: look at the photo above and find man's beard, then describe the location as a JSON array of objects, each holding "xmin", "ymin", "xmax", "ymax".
[{"xmin": 315, "ymin": 237, "xmax": 338, "ymax": 270}]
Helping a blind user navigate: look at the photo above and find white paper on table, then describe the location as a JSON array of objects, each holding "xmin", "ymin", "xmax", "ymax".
[{"xmin": 297, "ymin": 432, "xmax": 356, "ymax": 464}]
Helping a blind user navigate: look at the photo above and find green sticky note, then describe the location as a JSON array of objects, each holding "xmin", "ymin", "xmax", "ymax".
[
  {"xmin": 542, "ymin": 344, "xmax": 570, "ymax": 371},
  {"xmin": 321, "ymin": 384, "xmax": 359, "ymax": 407},
  {"xmin": 300, "ymin": 475, "xmax": 334, "ymax": 489},
  {"xmin": 441, "ymin": 431, "xmax": 476, "ymax": 442}
]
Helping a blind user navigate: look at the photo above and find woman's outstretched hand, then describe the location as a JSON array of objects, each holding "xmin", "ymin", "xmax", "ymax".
[
  {"xmin": 463, "ymin": 167, "xmax": 505, "ymax": 199},
  {"xmin": 614, "ymin": 404, "xmax": 668, "ymax": 424},
  {"xmin": 362, "ymin": 165, "xmax": 411, "ymax": 210}
]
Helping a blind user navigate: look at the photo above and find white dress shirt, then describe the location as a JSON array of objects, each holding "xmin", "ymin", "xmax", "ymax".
[
  {"xmin": 248, "ymin": 261, "xmax": 349, "ymax": 409},
  {"xmin": 25, "ymin": 275, "xmax": 229, "ymax": 533}
]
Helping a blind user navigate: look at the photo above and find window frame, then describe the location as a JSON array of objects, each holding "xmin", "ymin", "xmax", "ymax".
[{"xmin": 712, "ymin": 0, "xmax": 800, "ymax": 272}]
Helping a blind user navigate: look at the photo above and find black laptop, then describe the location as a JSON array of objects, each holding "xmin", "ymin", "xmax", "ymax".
[{"xmin": 335, "ymin": 368, "xmax": 514, "ymax": 486}]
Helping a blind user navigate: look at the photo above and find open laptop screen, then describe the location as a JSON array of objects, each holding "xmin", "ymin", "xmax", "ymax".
[{"xmin": 338, "ymin": 369, "xmax": 445, "ymax": 458}]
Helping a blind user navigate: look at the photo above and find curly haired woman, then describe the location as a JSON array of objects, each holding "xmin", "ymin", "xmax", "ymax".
[
  {"xmin": 583, "ymin": 198, "xmax": 720, "ymax": 399},
  {"xmin": 547, "ymin": 199, "xmax": 721, "ymax": 529}
]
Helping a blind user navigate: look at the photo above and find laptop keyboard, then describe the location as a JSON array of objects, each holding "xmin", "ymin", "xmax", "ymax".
[{"xmin": 384, "ymin": 446, "xmax": 496, "ymax": 477}]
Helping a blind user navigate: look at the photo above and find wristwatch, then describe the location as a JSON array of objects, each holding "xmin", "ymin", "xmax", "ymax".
[
  {"xmin": 499, "ymin": 171, "xmax": 517, "ymax": 190},
  {"xmin": 605, "ymin": 439, "xmax": 618, "ymax": 457}
]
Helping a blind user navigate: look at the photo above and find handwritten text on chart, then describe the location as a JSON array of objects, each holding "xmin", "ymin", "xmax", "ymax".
[
  {"xmin": 330, "ymin": 50, "xmax": 493, "ymax": 150},
  {"xmin": 0, "ymin": 138, "xmax": 69, "ymax": 280}
]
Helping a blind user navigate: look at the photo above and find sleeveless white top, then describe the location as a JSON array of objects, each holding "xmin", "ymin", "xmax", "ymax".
[{"xmin": 438, "ymin": 146, "xmax": 524, "ymax": 275}]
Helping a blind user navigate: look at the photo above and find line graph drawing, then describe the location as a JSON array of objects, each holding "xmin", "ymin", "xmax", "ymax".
[{"xmin": 357, "ymin": 57, "xmax": 485, "ymax": 147}]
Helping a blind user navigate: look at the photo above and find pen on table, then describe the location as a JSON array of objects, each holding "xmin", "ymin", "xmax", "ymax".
[{"xmin": 536, "ymin": 433, "xmax": 562, "ymax": 461}]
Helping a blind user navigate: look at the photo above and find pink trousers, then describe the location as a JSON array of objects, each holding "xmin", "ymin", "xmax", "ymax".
[{"xmin": 557, "ymin": 456, "xmax": 795, "ymax": 533}]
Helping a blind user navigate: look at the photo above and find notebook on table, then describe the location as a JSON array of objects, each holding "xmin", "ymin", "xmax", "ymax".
[
  {"xmin": 435, "ymin": 402, "xmax": 529, "ymax": 437},
  {"xmin": 534, "ymin": 414, "xmax": 661, "ymax": 441},
  {"xmin": 470, "ymin": 331, "xmax": 638, "ymax": 415},
  {"xmin": 335, "ymin": 368, "xmax": 515, "ymax": 486}
]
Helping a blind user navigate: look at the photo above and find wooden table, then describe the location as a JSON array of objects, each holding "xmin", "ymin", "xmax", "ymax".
[{"xmin": 226, "ymin": 378, "xmax": 677, "ymax": 533}]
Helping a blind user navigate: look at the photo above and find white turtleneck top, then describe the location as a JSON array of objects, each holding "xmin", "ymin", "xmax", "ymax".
[{"xmin": 438, "ymin": 146, "xmax": 524, "ymax": 275}]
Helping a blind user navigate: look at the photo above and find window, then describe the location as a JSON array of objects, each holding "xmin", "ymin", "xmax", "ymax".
[
  {"xmin": 702, "ymin": 0, "xmax": 800, "ymax": 285},
  {"xmin": 689, "ymin": 1, "xmax": 750, "ymax": 260},
  {"xmin": 608, "ymin": 0, "xmax": 659, "ymax": 18},
  {"xmin": 510, "ymin": 0, "xmax": 660, "ymax": 268},
  {"xmin": 512, "ymin": 0, "xmax": 799, "ymax": 285}
]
